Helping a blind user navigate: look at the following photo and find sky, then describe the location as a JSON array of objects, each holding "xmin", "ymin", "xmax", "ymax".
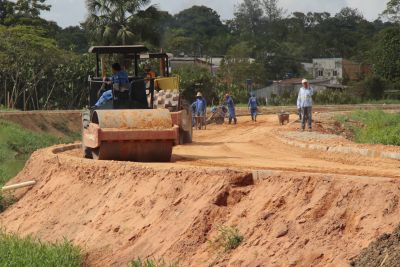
[{"xmin": 41, "ymin": 0, "xmax": 388, "ymax": 28}]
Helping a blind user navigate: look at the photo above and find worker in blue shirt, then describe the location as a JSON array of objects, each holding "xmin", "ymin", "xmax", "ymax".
[
  {"xmin": 248, "ymin": 92, "xmax": 258, "ymax": 122},
  {"xmin": 95, "ymin": 63, "xmax": 129, "ymax": 107},
  {"xmin": 191, "ymin": 92, "xmax": 206, "ymax": 117},
  {"xmin": 191, "ymin": 92, "xmax": 207, "ymax": 129},
  {"xmin": 225, "ymin": 93, "xmax": 237, "ymax": 124}
]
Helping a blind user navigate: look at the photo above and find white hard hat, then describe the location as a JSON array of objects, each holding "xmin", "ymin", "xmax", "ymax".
[
  {"xmin": 197, "ymin": 92, "xmax": 202, "ymax": 97},
  {"xmin": 302, "ymin": 79, "xmax": 308, "ymax": 84}
]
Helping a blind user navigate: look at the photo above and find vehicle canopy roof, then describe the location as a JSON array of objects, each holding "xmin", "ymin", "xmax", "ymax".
[{"xmin": 89, "ymin": 45, "xmax": 149, "ymax": 55}]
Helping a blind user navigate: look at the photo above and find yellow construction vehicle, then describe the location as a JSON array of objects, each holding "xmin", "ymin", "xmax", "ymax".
[{"xmin": 82, "ymin": 45, "xmax": 192, "ymax": 162}]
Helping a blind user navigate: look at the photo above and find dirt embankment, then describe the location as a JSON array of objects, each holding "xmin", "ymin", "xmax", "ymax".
[
  {"xmin": 1, "ymin": 145, "xmax": 400, "ymax": 266},
  {"xmin": 0, "ymin": 111, "xmax": 81, "ymax": 138}
]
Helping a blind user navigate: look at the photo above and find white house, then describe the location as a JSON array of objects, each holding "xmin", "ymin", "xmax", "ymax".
[{"xmin": 302, "ymin": 58, "xmax": 370, "ymax": 85}]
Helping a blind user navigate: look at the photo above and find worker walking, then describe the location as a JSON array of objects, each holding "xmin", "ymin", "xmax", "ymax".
[
  {"xmin": 297, "ymin": 79, "xmax": 314, "ymax": 131},
  {"xmin": 225, "ymin": 93, "xmax": 237, "ymax": 124},
  {"xmin": 248, "ymin": 92, "xmax": 258, "ymax": 122}
]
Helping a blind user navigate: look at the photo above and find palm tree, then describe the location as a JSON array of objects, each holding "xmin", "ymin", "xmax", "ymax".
[{"xmin": 85, "ymin": 0, "xmax": 151, "ymax": 45}]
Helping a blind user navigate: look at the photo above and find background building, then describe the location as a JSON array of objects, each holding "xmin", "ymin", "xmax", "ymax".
[{"xmin": 302, "ymin": 58, "xmax": 370, "ymax": 84}]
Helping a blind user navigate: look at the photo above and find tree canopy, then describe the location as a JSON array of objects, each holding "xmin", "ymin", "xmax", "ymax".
[{"xmin": 0, "ymin": 0, "xmax": 399, "ymax": 109}]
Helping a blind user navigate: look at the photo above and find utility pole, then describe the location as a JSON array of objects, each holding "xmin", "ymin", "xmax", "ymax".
[{"xmin": 246, "ymin": 79, "xmax": 253, "ymax": 95}]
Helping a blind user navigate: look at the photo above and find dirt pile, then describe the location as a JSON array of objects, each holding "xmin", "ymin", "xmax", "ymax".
[
  {"xmin": 1, "ymin": 145, "xmax": 400, "ymax": 266},
  {"xmin": 351, "ymin": 225, "xmax": 400, "ymax": 267}
]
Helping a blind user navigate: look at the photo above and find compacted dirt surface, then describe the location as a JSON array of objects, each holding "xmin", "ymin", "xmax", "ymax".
[{"xmin": 1, "ymin": 113, "xmax": 400, "ymax": 266}]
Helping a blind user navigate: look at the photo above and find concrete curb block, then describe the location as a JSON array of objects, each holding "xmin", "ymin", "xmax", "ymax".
[{"xmin": 277, "ymin": 135, "xmax": 400, "ymax": 160}]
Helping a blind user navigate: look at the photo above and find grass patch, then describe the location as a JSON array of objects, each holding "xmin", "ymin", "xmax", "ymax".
[
  {"xmin": 0, "ymin": 120, "xmax": 74, "ymax": 188},
  {"xmin": 51, "ymin": 122, "xmax": 81, "ymax": 143},
  {"xmin": 335, "ymin": 110, "xmax": 400, "ymax": 146},
  {"xmin": 0, "ymin": 105, "xmax": 17, "ymax": 112},
  {"xmin": 130, "ymin": 258, "xmax": 180, "ymax": 267},
  {"xmin": 209, "ymin": 225, "xmax": 244, "ymax": 252},
  {"xmin": 0, "ymin": 231, "xmax": 83, "ymax": 266}
]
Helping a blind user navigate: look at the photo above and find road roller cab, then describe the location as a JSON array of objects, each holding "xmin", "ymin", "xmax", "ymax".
[{"xmin": 82, "ymin": 45, "xmax": 193, "ymax": 162}]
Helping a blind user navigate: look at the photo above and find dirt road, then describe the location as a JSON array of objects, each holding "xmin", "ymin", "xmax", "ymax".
[{"xmin": 173, "ymin": 114, "xmax": 400, "ymax": 178}]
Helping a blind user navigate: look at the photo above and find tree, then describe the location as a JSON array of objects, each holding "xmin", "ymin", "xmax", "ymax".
[
  {"xmin": 0, "ymin": 1, "xmax": 15, "ymax": 24},
  {"xmin": 174, "ymin": 6, "xmax": 225, "ymax": 40},
  {"xmin": 56, "ymin": 26, "xmax": 89, "ymax": 53},
  {"xmin": 163, "ymin": 28, "xmax": 196, "ymax": 55},
  {"xmin": 14, "ymin": 0, "xmax": 50, "ymax": 17},
  {"xmin": 164, "ymin": 5, "xmax": 227, "ymax": 56},
  {"xmin": 130, "ymin": 7, "xmax": 173, "ymax": 47},
  {"xmin": 173, "ymin": 65, "xmax": 216, "ymax": 104},
  {"xmin": 370, "ymin": 27, "xmax": 400, "ymax": 81},
  {"xmin": 233, "ymin": 0, "xmax": 263, "ymax": 37},
  {"xmin": 0, "ymin": 25, "xmax": 94, "ymax": 110},
  {"xmin": 84, "ymin": 0, "xmax": 151, "ymax": 45},
  {"xmin": 262, "ymin": 0, "xmax": 284, "ymax": 22},
  {"xmin": 382, "ymin": 0, "xmax": 400, "ymax": 22},
  {"xmin": 216, "ymin": 42, "xmax": 266, "ymax": 102}
]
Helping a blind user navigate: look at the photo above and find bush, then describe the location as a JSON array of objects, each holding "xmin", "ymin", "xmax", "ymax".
[
  {"xmin": 269, "ymin": 90, "xmax": 298, "ymax": 106},
  {"xmin": 209, "ymin": 225, "xmax": 244, "ymax": 252},
  {"xmin": 354, "ymin": 75, "xmax": 386, "ymax": 100},
  {"xmin": 314, "ymin": 89, "xmax": 360, "ymax": 105},
  {"xmin": 0, "ymin": 231, "xmax": 83, "ymax": 266},
  {"xmin": 130, "ymin": 258, "xmax": 179, "ymax": 267}
]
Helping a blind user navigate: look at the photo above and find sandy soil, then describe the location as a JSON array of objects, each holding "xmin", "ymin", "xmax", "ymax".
[
  {"xmin": 0, "ymin": 114, "xmax": 399, "ymax": 266},
  {"xmin": 173, "ymin": 115, "xmax": 400, "ymax": 178}
]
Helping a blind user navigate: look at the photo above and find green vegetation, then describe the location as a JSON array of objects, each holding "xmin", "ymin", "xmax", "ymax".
[
  {"xmin": 209, "ymin": 225, "xmax": 244, "ymax": 252},
  {"xmin": 1, "ymin": 0, "xmax": 400, "ymax": 107},
  {"xmin": 0, "ymin": 120, "xmax": 72, "ymax": 187},
  {"xmin": 336, "ymin": 110, "xmax": 400, "ymax": 146},
  {"xmin": 0, "ymin": 105, "xmax": 16, "ymax": 111},
  {"xmin": 0, "ymin": 231, "xmax": 83, "ymax": 267},
  {"xmin": 130, "ymin": 258, "xmax": 180, "ymax": 267}
]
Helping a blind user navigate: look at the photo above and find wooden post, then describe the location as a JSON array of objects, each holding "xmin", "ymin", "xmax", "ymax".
[
  {"xmin": 100, "ymin": 56, "xmax": 107, "ymax": 78},
  {"xmin": 96, "ymin": 53, "xmax": 100, "ymax": 77}
]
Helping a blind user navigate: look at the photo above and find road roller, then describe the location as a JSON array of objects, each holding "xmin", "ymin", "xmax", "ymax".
[{"xmin": 82, "ymin": 45, "xmax": 192, "ymax": 162}]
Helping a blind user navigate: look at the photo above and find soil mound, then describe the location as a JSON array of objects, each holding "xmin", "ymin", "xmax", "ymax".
[
  {"xmin": 1, "ymin": 145, "xmax": 400, "ymax": 266},
  {"xmin": 351, "ymin": 225, "xmax": 400, "ymax": 267}
]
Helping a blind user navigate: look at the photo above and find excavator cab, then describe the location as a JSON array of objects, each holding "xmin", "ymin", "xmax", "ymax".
[{"xmin": 82, "ymin": 45, "xmax": 192, "ymax": 162}]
